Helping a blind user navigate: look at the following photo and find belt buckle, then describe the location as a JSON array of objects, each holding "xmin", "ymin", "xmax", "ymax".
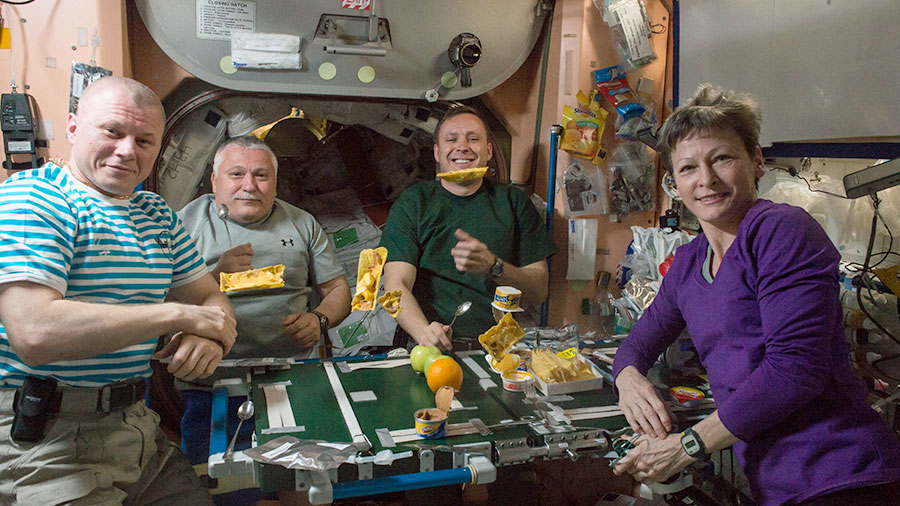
[
  {"xmin": 99, "ymin": 385, "xmax": 113, "ymax": 412},
  {"xmin": 98, "ymin": 380, "xmax": 140, "ymax": 412}
]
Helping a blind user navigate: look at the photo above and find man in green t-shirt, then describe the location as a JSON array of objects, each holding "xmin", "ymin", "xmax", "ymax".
[{"xmin": 380, "ymin": 106, "xmax": 556, "ymax": 349}]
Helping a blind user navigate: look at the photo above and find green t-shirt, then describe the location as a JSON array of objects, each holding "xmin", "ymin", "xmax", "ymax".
[{"xmin": 380, "ymin": 179, "xmax": 556, "ymax": 339}]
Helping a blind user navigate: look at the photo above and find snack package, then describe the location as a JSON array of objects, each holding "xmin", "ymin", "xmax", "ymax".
[
  {"xmin": 530, "ymin": 347, "xmax": 596, "ymax": 383},
  {"xmin": 220, "ymin": 264, "xmax": 285, "ymax": 292},
  {"xmin": 616, "ymin": 77, "xmax": 658, "ymax": 140},
  {"xmin": 351, "ymin": 247, "xmax": 388, "ymax": 311},
  {"xmin": 560, "ymin": 90, "xmax": 609, "ymax": 160},
  {"xmin": 478, "ymin": 312, "xmax": 525, "ymax": 361},
  {"xmin": 377, "ymin": 290, "xmax": 402, "ymax": 317},
  {"xmin": 593, "ymin": 65, "xmax": 645, "ymax": 120},
  {"xmin": 436, "ymin": 166, "xmax": 488, "ymax": 183}
]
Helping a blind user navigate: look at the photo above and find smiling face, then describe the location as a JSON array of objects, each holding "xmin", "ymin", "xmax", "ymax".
[
  {"xmin": 66, "ymin": 85, "xmax": 164, "ymax": 196},
  {"xmin": 433, "ymin": 113, "xmax": 493, "ymax": 188},
  {"xmin": 211, "ymin": 145, "xmax": 277, "ymax": 223},
  {"xmin": 672, "ymin": 127, "xmax": 764, "ymax": 235}
]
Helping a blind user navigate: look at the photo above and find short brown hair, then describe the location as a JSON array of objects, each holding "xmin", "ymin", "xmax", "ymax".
[{"xmin": 658, "ymin": 84, "xmax": 761, "ymax": 173}]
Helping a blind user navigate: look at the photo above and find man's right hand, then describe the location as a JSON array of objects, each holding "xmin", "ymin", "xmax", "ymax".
[
  {"xmin": 615, "ymin": 366, "xmax": 673, "ymax": 439},
  {"xmin": 418, "ymin": 321, "xmax": 452, "ymax": 351},
  {"xmin": 177, "ymin": 304, "xmax": 237, "ymax": 354},
  {"xmin": 215, "ymin": 243, "xmax": 253, "ymax": 275},
  {"xmin": 153, "ymin": 332, "xmax": 223, "ymax": 381}
]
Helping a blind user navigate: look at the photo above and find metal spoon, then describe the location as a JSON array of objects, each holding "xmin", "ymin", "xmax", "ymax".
[
  {"xmin": 448, "ymin": 300, "xmax": 472, "ymax": 328},
  {"xmin": 224, "ymin": 399, "xmax": 254, "ymax": 460},
  {"xmin": 217, "ymin": 203, "xmax": 232, "ymax": 246}
]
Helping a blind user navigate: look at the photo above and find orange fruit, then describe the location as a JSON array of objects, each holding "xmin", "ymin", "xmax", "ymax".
[{"xmin": 426, "ymin": 357, "xmax": 463, "ymax": 393}]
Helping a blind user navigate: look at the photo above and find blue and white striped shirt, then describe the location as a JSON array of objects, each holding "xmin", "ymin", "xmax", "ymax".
[{"xmin": 0, "ymin": 163, "xmax": 208, "ymax": 387}]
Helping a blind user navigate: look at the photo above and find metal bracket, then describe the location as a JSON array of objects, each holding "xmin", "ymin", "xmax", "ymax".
[
  {"xmin": 207, "ymin": 450, "xmax": 255, "ymax": 479},
  {"xmin": 313, "ymin": 11, "xmax": 392, "ymax": 57},
  {"xmin": 493, "ymin": 437, "xmax": 532, "ymax": 465},
  {"xmin": 419, "ymin": 448, "xmax": 434, "ymax": 473},
  {"xmin": 357, "ymin": 461, "xmax": 373, "ymax": 481},
  {"xmin": 306, "ymin": 469, "xmax": 337, "ymax": 505},
  {"xmin": 451, "ymin": 442, "xmax": 493, "ymax": 468}
]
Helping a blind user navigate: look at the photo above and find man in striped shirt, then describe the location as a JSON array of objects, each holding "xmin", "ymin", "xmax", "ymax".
[{"xmin": 0, "ymin": 76, "xmax": 236, "ymax": 505}]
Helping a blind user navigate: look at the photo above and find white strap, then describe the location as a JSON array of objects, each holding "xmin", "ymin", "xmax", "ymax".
[{"xmin": 324, "ymin": 361, "xmax": 367, "ymax": 444}]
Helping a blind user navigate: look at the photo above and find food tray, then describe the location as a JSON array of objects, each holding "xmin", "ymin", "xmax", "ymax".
[{"xmin": 529, "ymin": 355, "xmax": 604, "ymax": 395}]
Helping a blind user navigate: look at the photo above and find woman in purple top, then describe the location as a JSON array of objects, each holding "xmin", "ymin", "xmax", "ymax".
[{"xmin": 611, "ymin": 85, "xmax": 900, "ymax": 506}]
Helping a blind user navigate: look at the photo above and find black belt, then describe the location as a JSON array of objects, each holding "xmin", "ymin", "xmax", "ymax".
[
  {"xmin": 10, "ymin": 377, "xmax": 148, "ymax": 414},
  {"xmin": 96, "ymin": 378, "xmax": 147, "ymax": 412}
]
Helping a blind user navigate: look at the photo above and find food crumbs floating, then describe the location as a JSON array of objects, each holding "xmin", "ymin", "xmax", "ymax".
[{"xmin": 220, "ymin": 264, "xmax": 285, "ymax": 292}]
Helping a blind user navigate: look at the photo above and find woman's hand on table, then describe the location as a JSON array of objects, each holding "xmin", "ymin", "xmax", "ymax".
[
  {"xmin": 615, "ymin": 366, "xmax": 673, "ymax": 439},
  {"xmin": 613, "ymin": 433, "xmax": 693, "ymax": 483}
]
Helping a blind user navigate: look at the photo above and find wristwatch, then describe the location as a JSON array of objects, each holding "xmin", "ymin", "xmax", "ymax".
[
  {"xmin": 680, "ymin": 427, "xmax": 709, "ymax": 461},
  {"xmin": 489, "ymin": 256, "xmax": 504, "ymax": 279},
  {"xmin": 311, "ymin": 310, "xmax": 329, "ymax": 336}
]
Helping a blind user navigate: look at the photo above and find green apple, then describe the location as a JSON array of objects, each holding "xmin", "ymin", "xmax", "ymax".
[
  {"xmin": 410, "ymin": 345, "xmax": 441, "ymax": 373},
  {"xmin": 424, "ymin": 354, "xmax": 451, "ymax": 375}
]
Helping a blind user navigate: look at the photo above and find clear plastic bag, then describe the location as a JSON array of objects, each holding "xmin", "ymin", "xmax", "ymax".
[
  {"xmin": 595, "ymin": 0, "xmax": 657, "ymax": 70},
  {"xmin": 558, "ymin": 153, "xmax": 610, "ymax": 217},
  {"xmin": 608, "ymin": 141, "xmax": 655, "ymax": 216}
]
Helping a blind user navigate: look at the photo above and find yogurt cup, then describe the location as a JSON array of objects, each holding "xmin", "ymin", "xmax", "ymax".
[
  {"xmin": 485, "ymin": 353, "xmax": 520, "ymax": 374},
  {"xmin": 414, "ymin": 408, "xmax": 447, "ymax": 439},
  {"xmin": 414, "ymin": 385, "xmax": 454, "ymax": 439},
  {"xmin": 501, "ymin": 370, "xmax": 533, "ymax": 392}
]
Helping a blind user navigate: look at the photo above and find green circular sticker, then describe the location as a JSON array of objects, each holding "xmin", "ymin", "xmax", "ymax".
[
  {"xmin": 440, "ymin": 71, "xmax": 458, "ymax": 88},
  {"xmin": 219, "ymin": 56, "xmax": 237, "ymax": 75},
  {"xmin": 318, "ymin": 62, "xmax": 337, "ymax": 80},
  {"xmin": 358, "ymin": 65, "xmax": 376, "ymax": 83}
]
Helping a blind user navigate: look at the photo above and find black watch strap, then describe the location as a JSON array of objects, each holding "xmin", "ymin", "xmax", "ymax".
[
  {"xmin": 489, "ymin": 256, "xmax": 504, "ymax": 279},
  {"xmin": 680, "ymin": 427, "xmax": 709, "ymax": 461},
  {"xmin": 311, "ymin": 310, "xmax": 329, "ymax": 335}
]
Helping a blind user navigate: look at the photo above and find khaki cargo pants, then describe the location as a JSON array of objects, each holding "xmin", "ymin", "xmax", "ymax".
[{"xmin": 0, "ymin": 388, "xmax": 213, "ymax": 506}]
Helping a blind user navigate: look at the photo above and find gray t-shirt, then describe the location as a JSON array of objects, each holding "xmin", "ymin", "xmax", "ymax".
[{"xmin": 177, "ymin": 195, "xmax": 344, "ymax": 387}]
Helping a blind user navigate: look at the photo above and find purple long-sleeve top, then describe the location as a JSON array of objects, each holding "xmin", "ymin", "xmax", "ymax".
[{"xmin": 613, "ymin": 200, "xmax": 900, "ymax": 506}]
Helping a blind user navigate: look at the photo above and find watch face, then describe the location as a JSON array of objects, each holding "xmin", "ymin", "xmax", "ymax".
[{"xmin": 683, "ymin": 434, "xmax": 700, "ymax": 455}]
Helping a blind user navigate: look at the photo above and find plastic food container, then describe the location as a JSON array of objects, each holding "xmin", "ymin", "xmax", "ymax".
[
  {"xmin": 414, "ymin": 385, "xmax": 454, "ymax": 439},
  {"xmin": 501, "ymin": 370, "xmax": 533, "ymax": 392},
  {"xmin": 414, "ymin": 408, "xmax": 447, "ymax": 439},
  {"xmin": 669, "ymin": 386, "xmax": 705, "ymax": 408},
  {"xmin": 485, "ymin": 353, "xmax": 520, "ymax": 374}
]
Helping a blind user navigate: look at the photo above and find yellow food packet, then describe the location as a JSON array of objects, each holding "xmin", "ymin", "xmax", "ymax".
[
  {"xmin": 435, "ymin": 166, "xmax": 488, "ymax": 183},
  {"xmin": 491, "ymin": 354, "xmax": 519, "ymax": 373},
  {"xmin": 378, "ymin": 290, "xmax": 402, "ymax": 317},
  {"xmin": 220, "ymin": 264, "xmax": 285, "ymax": 292},
  {"xmin": 530, "ymin": 347, "xmax": 596, "ymax": 383},
  {"xmin": 478, "ymin": 313, "xmax": 525, "ymax": 361},
  {"xmin": 351, "ymin": 247, "xmax": 388, "ymax": 311}
]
